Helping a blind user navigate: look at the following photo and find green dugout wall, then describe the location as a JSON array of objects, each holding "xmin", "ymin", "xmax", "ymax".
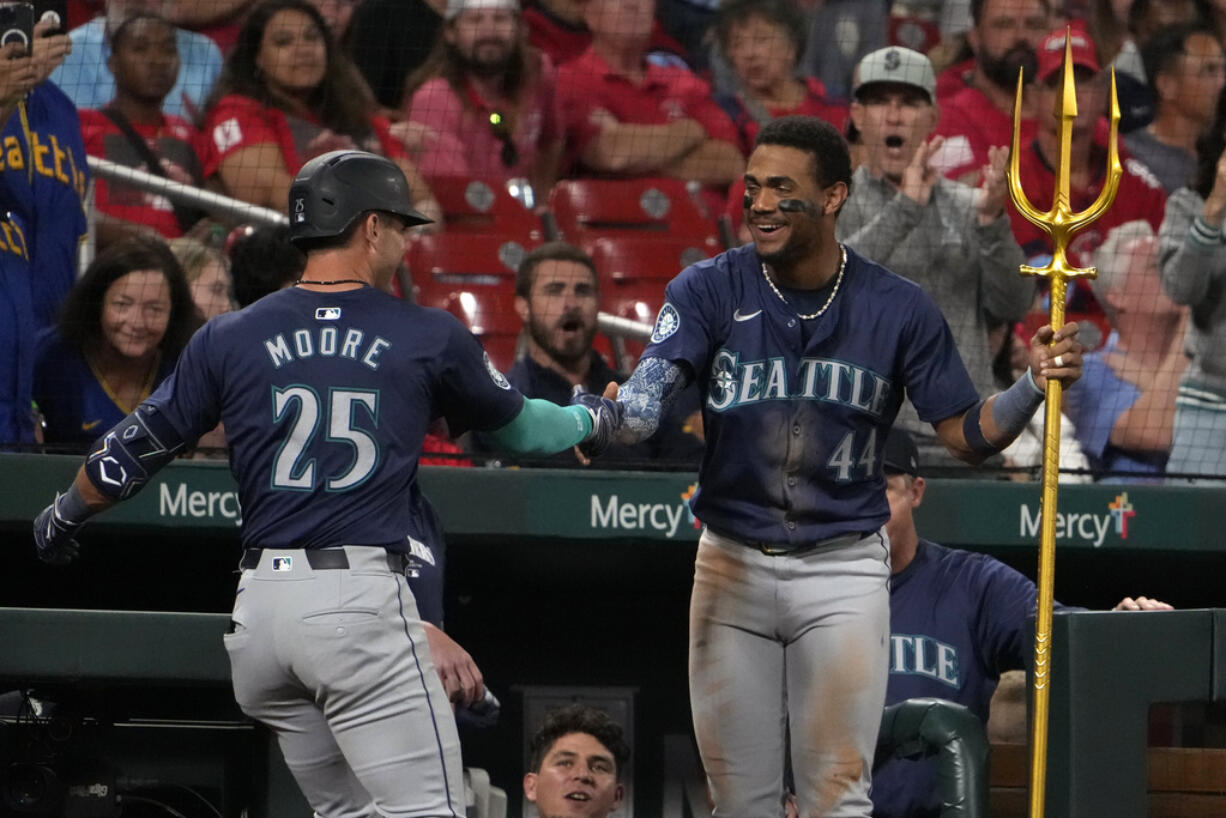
[
  {"xmin": 0, "ymin": 453, "xmax": 1218, "ymax": 551},
  {"xmin": 2, "ymin": 453, "xmax": 1225, "ymax": 816}
]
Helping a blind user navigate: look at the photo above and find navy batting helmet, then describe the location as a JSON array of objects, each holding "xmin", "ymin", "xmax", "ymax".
[{"xmin": 287, "ymin": 150, "xmax": 432, "ymax": 247}]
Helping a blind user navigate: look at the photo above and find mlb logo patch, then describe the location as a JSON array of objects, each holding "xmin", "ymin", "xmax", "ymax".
[
  {"xmin": 316, "ymin": 307, "xmax": 342, "ymax": 320},
  {"xmin": 271, "ymin": 556, "xmax": 293, "ymax": 572}
]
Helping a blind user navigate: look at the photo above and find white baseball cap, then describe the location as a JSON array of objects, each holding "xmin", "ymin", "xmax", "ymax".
[
  {"xmin": 853, "ymin": 47, "xmax": 936, "ymax": 102},
  {"xmin": 445, "ymin": 0, "xmax": 520, "ymax": 20}
]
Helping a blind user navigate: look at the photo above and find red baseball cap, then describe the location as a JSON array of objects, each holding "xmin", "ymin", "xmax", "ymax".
[{"xmin": 1036, "ymin": 26, "xmax": 1100, "ymax": 83}]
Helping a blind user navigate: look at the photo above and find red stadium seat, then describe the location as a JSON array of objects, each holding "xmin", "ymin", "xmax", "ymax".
[
  {"xmin": 407, "ymin": 233, "xmax": 538, "ymax": 292},
  {"xmin": 417, "ymin": 283, "xmax": 523, "ymax": 372},
  {"xmin": 586, "ymin": 234, "xmax": 716, "ymax": 282},
  {"xmin": 548, "ymin": 177, "xmax": 723, "ymax": 251},
  {"xmin": 428, "ymin": 175, "xmax": 548, "ymax": 241},
  {"xmin": 405, "ymin": 234, "xmax": 536, "ymax": 370}
]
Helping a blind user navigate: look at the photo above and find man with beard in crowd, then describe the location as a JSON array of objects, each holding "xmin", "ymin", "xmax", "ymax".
[
  {"xmin": 932, "ymin": 0, "xmax": 1050, "ymax": 183},
  {"xmin": 474, "ymin": 241, "xmax": 703, "ymax": 468},
  {"xmin": 405, "ymin": 0, "xmax": 564, "ymax": 193}
]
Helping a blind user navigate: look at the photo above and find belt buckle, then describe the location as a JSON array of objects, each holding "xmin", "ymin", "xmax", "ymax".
[{"xmin": 758, "ymin": 541, "xmax": 793, "ymax": 556}]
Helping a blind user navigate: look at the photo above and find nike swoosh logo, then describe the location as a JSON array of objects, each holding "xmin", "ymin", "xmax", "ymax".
[
  {"xmin": 733, "ymin": 309, "xmax": 762, "ymax": 322},
  {"xmin": 81, "ymin": 420, "xmax": 102, "ymax": 431}
]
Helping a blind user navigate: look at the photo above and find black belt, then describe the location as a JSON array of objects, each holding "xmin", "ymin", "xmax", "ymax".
[
  {"xmin": 240, "ymin": 548, "xmax": 408, "ymax": 573},
  {"xmin": 709, "ymin": 526, "xmax": 877, "ymax": 556}
]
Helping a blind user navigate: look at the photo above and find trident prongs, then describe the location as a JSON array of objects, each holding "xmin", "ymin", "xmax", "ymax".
[{"xmin": 1006, "ymin": 27, "xmax": 1122, "ymax": 329}]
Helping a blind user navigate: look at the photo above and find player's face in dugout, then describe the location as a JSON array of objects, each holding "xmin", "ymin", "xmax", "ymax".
[
  {"xmin": 101, "ymin": 268, "xmax": 172, "ymax": 361},
  {"xmin": 743, "ymin": 144, "xmax": 828, "ymax": 266},
  {"xmin": 519, "ymin": 259, "xmax": 599, "ymax": 366},
  {"xmin": 523, "ymin": 732, "xmax": 624, "ymax": 818}
]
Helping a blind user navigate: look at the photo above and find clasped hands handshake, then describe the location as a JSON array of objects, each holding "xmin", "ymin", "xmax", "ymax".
[{"xmin": 571, "ymin": 381, "xmax": 623, "ymax": 466}]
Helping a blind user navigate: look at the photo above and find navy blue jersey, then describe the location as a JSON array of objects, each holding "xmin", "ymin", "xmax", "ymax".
[
  {"xmin": 34, "ymin": 328, "xmax": 176, "ymax": 449},
  {"xmin": 873, "ymin": 539, "xmax": 1070, "ymax": 818},
  {"xmin": 0, "ymin": 83, "xmax": 89, "ymax": 331},
  {"xmin": 0, "ymin": 212, "xmax": 34, "ymax": 445},
  {"xmin": 643, "ymin": 244, "xmax": 979, "ymax": 544},
  {"xmin": 145, "ymin": 286, "xmax": 523, "ymax": 550}
]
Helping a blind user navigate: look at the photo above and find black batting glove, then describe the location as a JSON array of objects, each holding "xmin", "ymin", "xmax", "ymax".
[
  {"xmin": 32, "ymin": 489, "xmax": 88, "ymax": 565},
  {"xmin": 571, "ymin": 388, "xmax": 624, "ymax": 459}
]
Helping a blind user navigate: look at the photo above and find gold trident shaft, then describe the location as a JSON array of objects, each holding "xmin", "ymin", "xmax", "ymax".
[{"xmin": 1006, "ymin": 27, "xmax": 1122, "ymax": 818}]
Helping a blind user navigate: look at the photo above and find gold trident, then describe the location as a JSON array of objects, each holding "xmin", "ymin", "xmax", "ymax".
[{"xmin": 1006, "ymin": 26, "xmax": 1121, "ymax": 818}]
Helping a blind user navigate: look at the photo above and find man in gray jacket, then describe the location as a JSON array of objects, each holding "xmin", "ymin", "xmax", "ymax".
[{"xmin": 839, "ymin": 46, "xmax": 1033, "ymax": 467}]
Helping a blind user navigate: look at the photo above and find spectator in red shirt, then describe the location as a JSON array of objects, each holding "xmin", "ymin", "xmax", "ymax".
[
  {"xmin": 1008, "ymin": 26, "xmax": 1167, "ymax": 318},
  {"xmin": 711, "ymin": 0, "xmax": 848, "ymax": 157},
  {"xmin": 555, "ymin": 0, "xmax": 743, "ymax": 186},
  {"xmin": 522, "ymin": 0, "xmax": 689, "ymax": 68},
  {"xmin": 933, "ymin": 0, "xmax": 1051, "ymax": 183},
  {"xmin": 405, "ymin": 0, "xmax": 563, "ymax": 194},
  {"xmin": 79, "ymin": 14, "xmax": 206, "ymax": 247},
  {"xmin": 199, "ymin": 0, "xmax": 441, "ymax": 223}
]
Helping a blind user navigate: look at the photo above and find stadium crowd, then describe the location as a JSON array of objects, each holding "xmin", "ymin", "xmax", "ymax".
[{"xmin": 4, "ymin": 0, "xmax": 1226, "ymax": 482}]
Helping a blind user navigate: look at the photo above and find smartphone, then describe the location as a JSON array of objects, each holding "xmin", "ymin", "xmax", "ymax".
[
  {"xmin": 0, "ymin": 2, "xmax": 34, "ymax": 50},
  {"xmin": 31, "ymin": 0, "xmax": 64, "ymax": 33}
]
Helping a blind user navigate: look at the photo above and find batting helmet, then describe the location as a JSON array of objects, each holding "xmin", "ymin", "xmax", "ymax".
[{"xmin": 287, "ymin": 150, "xmax": 432, "ymax": 247}]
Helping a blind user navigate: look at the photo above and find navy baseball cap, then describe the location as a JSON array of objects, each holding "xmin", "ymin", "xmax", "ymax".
[{"xmin": 882, "ymin": 428, "xmax": 919, "ymax": 476}]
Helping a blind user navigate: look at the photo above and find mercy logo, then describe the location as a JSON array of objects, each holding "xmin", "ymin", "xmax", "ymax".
[
  {"xmin": 1108, "ymin": 492, "xmax": 1136, "ymax": 538},
  {"xmin": 591, "ymin": 492, "xmax": 691, "ymax": 538},
  {"xmin": 160, "ymin": 483, "xmax": 243, "ymax": 527},
  {"xmin": 1019, "ymin": 494, "xmax": 1137, "ymax": 548}
]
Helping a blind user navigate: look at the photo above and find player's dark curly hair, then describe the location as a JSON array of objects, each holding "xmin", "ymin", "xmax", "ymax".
[
  {"xmin": 57, "ymin": 236, "xmax": 202, "ymax": 362},
  {"xmin": 527, "ymin": 704, "xmax": 630, "ymax": 776},
  {"xmin": 203, "ymin": 0, "xmax": 374, "ymax": 138},
  {"xmin": 515, "ymin": 241, "xmax": 598, "ymax": 299},
  {"xmin": 715, "ymin": 0, "xmax": 807, "ymax": 67},
  {"xmin": 755, "ymin": 115, "xmax": 853, "ymax": 195}
]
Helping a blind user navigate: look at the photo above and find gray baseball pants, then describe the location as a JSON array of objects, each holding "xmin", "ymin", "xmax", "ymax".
[
  {"xmin": 223, "ymin": 546, "xmax": 464, "ymax": 818},
  {"xmin": 689, "ymin": 527, "xmax": 891, "ymax": 818}
]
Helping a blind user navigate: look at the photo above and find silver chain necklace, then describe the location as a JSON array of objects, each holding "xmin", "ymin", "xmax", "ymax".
[{"xmin": 760, "ymin": 244, "xmax": 847, "ymax": 320}]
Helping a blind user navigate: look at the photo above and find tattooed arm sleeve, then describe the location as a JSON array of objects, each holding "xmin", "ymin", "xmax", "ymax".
[{"xmin": 617, "ymin": 356, "xmax": 693, "ymax": 444}]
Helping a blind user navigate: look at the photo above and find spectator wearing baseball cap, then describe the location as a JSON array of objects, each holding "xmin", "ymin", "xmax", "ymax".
[
  {"xmin": 1006, "ymin": 25, "xmax": 1168, "ymax": 324},
  {"xmin": 838, "ymin": 45, "xmax": 1031, "ymax": 470},
  {"xmin": 871, "ymin": 426, "xmax": 1172, "ymax": 818}
]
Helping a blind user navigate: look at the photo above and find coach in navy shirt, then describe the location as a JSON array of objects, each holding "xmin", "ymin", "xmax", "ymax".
[{"xmin": 874, "ymin": 428, "xmax": 1172, "ymax": 818}]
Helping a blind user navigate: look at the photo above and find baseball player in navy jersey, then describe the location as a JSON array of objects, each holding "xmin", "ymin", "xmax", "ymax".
[
  {"xmin": 874, "ymin": 427, "xmax": 1171, "ymax": 818},
  {"xmin": 571, "ymin": 116, "xmax": 1083, "ymax": 817},
  {"xmin": 31, "ymin": 149, "xmax": 621, "ymax": 818}
]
